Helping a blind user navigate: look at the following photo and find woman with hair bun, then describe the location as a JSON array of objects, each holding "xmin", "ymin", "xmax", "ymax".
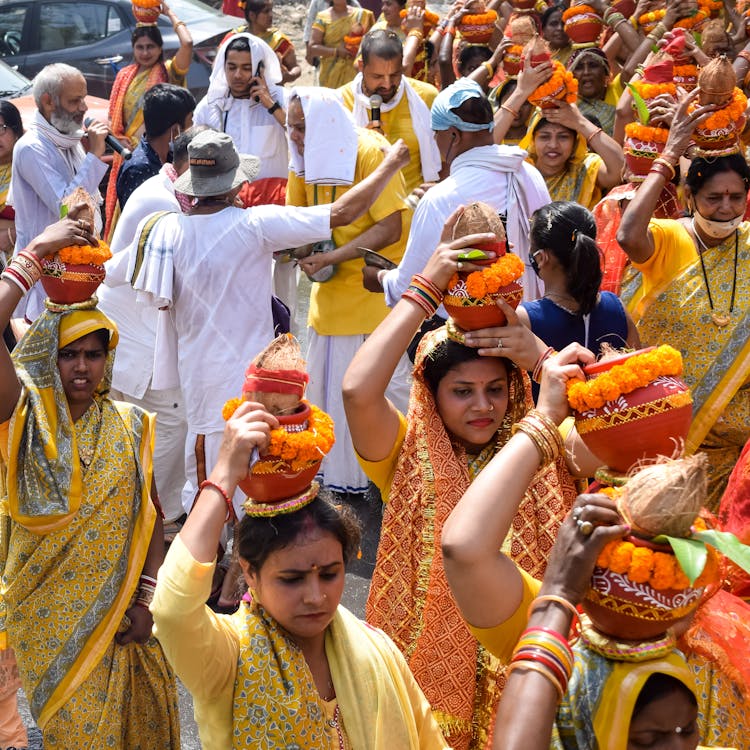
[{"xmin": 517, "ymin": 201, "xmax": 639, "ymax": 371}]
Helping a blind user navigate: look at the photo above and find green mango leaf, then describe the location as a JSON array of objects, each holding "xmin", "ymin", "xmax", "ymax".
[
  {"xmin": 60, "ymin": 204, "xmax": 69, "ymax": 219},
  {"xmin": 693, "ymin": 530, "xmax": 750, "ymax": 575},
  {"xmin": 627, "ymin": 82, "xmax": 651, "ymax": 126},
  {"xmin": 456, "ymin": 249, "xmax": 489, "ymax": 261},
  {"xmin": 656, "ymin": 535, "xmax": 707, "ymax": 585}
]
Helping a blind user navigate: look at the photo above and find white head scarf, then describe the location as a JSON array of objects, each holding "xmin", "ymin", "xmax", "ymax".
[
  {"xmin": 288, "ymin": 87, "xmax": 359, "ymax": 185},
  {"xmin": 207, "ymin": 33, "xmax": 284, "ymax": 109}
]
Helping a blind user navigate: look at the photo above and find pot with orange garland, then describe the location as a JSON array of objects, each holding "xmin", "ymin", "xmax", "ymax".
[
  {"xmin": 562, "ymin": 4, "xmax": 604, "ymax": 47},
  {"xmin": 41, "ymin": 189, "xmax": 111, "ymax": 304},
  {"xmin": 523, "ymin": 38, "xmax": 579, "ymax": 109},
  {"xmin": 132, "ymin": 0, "xmax": 161, "ymax": 24},
  {"xmin": 567, "ymin": 346, "xmax": 693, "ymax": 474},
  {"xmin": 511, "ymin": 0, "xmax": 537, "ymax": 12},
  {"xmin": 456, "ymin": 1, "xmax": 498, "ymax": 45},
  {"xmin": 502, "ymin": 16, "xmax": 536, "ymax": 77},
  {"xmin": 221, "ymin": 334, "xmax": 336, "ymax": 512},
  {"xmin": 442, "ymin": 203, "xmax": 524, "ymax": 335}
]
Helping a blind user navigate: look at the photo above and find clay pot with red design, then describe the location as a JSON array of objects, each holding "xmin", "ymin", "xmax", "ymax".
[
  {"xmin": 563, "ymin": 6, "xmax": 604, "ymax": 45},
  {"xmin": 132, "ymin": 1, "xmax": 161, "ymax": 23},
  {"xmin": 238, "ymin": 401, "xmax": 322, "ymax": 502},
  {"xmin": 511, "ymin": 0, "xmax": 537, "ymax": 11},
  {"xmin": 41, "ymin": 260, "xmax": 106, "ymax": 305},
  {"xmin": 572, "ymin": 348, "xmax": 693, "ymax": 474},
  {"xmin": 623, "ymin": 137, "xmax": 666, "ymax": 181},
  {"xmin": 583, "ymin": 536, "xmax": 705, "ymax": 641}
]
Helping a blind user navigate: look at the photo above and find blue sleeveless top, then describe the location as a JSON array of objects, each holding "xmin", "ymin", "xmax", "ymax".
[{"xmin": 524, "ymin": 292, "xmax": 628, "ymax": 399}]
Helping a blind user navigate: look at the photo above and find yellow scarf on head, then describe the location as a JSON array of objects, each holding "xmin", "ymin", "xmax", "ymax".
[
  {"xmin": 0, "ymin": 162, "xmax": 11, "ymax": 213},
  {"xmin": 6, "ymin": 306, "xmax": 118, "ymax": 533},
  {"xmin": 233, "ymin": 601, "xmax": 435, "ymax": 749}
]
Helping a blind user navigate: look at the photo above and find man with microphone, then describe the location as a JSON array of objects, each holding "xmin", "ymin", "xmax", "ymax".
[
  {"xmin": 338, "ymin": 29, "xmax": 440, "ymax": 194},
  {"xmin": 9, "ymin": 62, "xmax": 110, "ymax": 326}
]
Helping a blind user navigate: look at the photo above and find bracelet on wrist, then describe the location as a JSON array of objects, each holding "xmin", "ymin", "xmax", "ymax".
[
  {"xmin": 267, "ymin": 101, "xmax": 281, "ymax": 115},
  {"xmin": 500, "ymin": 103, "xmax": 519, "ymax": 119},
  {"xmin": 511, "ymin": 408, "xmax": 564, "ymax": 467},
  {"xmin": 531, "ymin": 346, "xmax": 555, "ymax": 384},
  {"xmin": 199, "ymin": 479, "xmax": 235, "ymax": 522},
  {"xmin": 586, "ymin": 127, "xmax": 603, "ymax": 147}
]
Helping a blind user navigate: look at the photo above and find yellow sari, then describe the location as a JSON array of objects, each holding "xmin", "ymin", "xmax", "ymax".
[
  {"xmin": 519, "ymin": 119, "xmax": 602, "ymax": 209},
  {"xmin": 621, "ymin": 220, "xmax": 750, "ymax": 510},
  {"xmin": 0, "ymin": 306, "xmax": 179, "ymax": 747},
  {"xmin": 313, "ymin": 7, "xmax": 374, "ymax": 88}
]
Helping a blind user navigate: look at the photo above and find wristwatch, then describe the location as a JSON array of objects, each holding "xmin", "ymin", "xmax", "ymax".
[{"xmin": 267, "ymin": 101, "xmax": 281, "ymax": 115}]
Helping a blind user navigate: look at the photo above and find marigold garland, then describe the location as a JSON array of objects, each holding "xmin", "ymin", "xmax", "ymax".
[
  {"xmin": 528, "ymin": 59, "xmax": 578, "ymax": 107},
  {"xmin": 55, "ymin": 241, "xmax": 112, "ymax": 266},
  {"xmin": 630, "ymin": 80, "xmax": 676, "ymax": 100},
  {"xmin": 596, "ymin": 537, "xmax": 720, "ymax": 590},
  {"xmin": 448, "ymin": 252, "xmax": 524, "ymax": 299},
  {"xmin": 133, "ymin": 0, "xmax": 161, "ymax": 7},
  {"xmin": 637, "ymin": 8, "xmax": 665, "ymax": 29},
  {"xmin": 222, "ymin": 398, "xmax": 335, "ymax": 471},
  {"xmin": 562, "ymin": 3, "xmax": 599, "ymax": 21},
  {"xmin": 624, "ymin": 122, "xmax": 669, "ymax": 144},
  {"xmin": 699, "ymin": 0, "xmax": 721, "ymax": 12},
  {"xmin": 566, "ymin": 345, "xmax": 683, "ymax": 413},
  {"xmin": 674, "ymin": 9, "xmax": 708, "ymax": 29},
  {"xmin": 400, "ymin": 7, "xmax": 440, "ymax": 31},
  {"xmin": 673, "ymin": 64, "xmax": 698, "ymax": 80},
  {"xmin": 458, "ymin": 9, "xmax": 498, "ymax": 26},
  {"xmin": 689, "ymin": 88, "xmax": 748, "ymax": 132}
]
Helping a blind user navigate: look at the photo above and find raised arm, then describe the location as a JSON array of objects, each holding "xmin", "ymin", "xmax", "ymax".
[
  {"xmin": 0, "ymin": 208, "xmax": 96, "ymax": 422},
  {"xmin": 162, "ymin": 1, "xmax": 193, "ymax": 74},
  {"xmin": 441, "ymin": 344, "xmax": 595, "ymax": 629},
  {"xmin": 329, "ymin": 139, "xmax": 409, "ymax": 228},
  {"xmin": 493, "ymin": 61, "xmax": 553, "ymax": 144},
  {"xmin": 492, "ymin": 493, "xmax": 628, "ymax": 750},
  {"xmin": 617, "ymin": 89, "xmax": 713, "ymax": 264},
  {"xmin": 342, "ymin": 207, "xmax": 495, "ymax": 463},
  {"xmin": 178, "ymin": 401, "xmax": 278, "ymax": 563}
]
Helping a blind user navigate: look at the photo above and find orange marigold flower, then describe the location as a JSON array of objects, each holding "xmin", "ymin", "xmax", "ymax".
[
  {"xmin": 221, "ymin": 397, "xmax": 245, "ymax": 420},
  {"xmin": 630, "ymin": 81, "xmax": 677, "ymax": 101},
  {"xmin": 628, "ymin": 547, "xmax": 654, "ymax": 583},
  {"xmin": 609, "ymin": 541, "xmax": 634, "ymax": 574},
  {"xmin": 466, "ymin": 273, "xmax": 488, "ymax": 299},
  {"xmin": 651, "ymin": 552, "xmax": 676, "ymax": 590},
  {"xmin": 529, "ymin": 60, "xmax": 579, "ymax": 108},
  {"xmin": 596, "ymin": 540, "xmax": 619, "ymax": 569},
  {"xmin": 624, "ymin": 123, "xmax": 670, "ymax": 144},
  {"xmin": 690, "ymin": 88, "xmax": 748, "ymax": 133},
  {"xmin": 694, "ymin": 547, "xmax": 720, "ymax": 587},
  {"xmin": 56, "ymin": 241, "xmax": 112, "ymax": 266},
  {"xmin": 451, "ymin": 253, "xmax": 524, "ymax": 301},
  {"xmin": 672, "ymin": 563, "xmax": 690, "ymax": 590}
]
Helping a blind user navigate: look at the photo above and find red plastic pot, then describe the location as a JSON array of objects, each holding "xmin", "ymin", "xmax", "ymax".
[{"xmin": 41, "ymin": 260, "xmax": 106, "ymax": 304}]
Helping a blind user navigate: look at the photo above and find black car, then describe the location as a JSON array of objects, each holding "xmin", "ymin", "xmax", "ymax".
[{"xmin": 0, "ymin": 0, "xmax": 238, "ymax": 100}]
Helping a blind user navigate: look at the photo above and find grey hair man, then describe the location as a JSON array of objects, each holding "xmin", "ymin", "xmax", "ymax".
[{"xmin": 10, "ymin": 62, "xmax": 109, "ymax": 323}]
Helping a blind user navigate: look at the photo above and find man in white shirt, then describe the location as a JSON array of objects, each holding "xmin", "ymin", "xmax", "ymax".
[
  {"xmin": 10, "ymin": 63, "xmax": 109, "ymax": 323},
  {"xmin": 193, "ymin": 33, "xmax": 297, "ymax": 313},
  {"xmin": 99, "ymin": 127, "xmax": 203, "ymax": 530},
  {"xmin": 126, "ymin": 129, "xmax": 408, "ymax": 518},
  {"xmin": 365, "ymin": 79, "xmax": 550, "ymax": 309}
]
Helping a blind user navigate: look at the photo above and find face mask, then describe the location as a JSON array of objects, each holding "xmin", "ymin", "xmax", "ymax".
[{"xmin": 693, "ymin": 209, "xmax": 744, "ymax": 240}]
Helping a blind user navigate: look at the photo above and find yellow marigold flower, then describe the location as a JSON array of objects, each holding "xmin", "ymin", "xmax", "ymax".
[
  {"xmin": 672, "ymin": 563, "xmax": 690, "ymax": 590},
  {"xmin": 627, "ymin": 547, "xmax": 654, "ymax": 584},
  {"xmin": 608, "ymin": 541, "xmax": 634, "ymax": 574},
  {"xmin": 596, "ymin": 540, "xmax": 618, "ymax": 569},
  {"xmin": 56, "ymin": 241, "xmax": 113, "ymax": 266}
]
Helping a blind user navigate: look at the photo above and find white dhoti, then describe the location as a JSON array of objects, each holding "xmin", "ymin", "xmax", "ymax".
[{"xmin": 306, "ymin": 329, "xmax": 412, "ymax": 494}]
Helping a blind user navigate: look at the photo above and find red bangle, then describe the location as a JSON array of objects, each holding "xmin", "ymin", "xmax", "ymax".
[{"xmin": 199, "ymin": 479, "xmax": 235, "ymax": 522}]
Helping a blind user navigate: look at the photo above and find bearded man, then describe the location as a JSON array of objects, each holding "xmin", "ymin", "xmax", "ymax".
[{"xmin": 10, "ymin": 63, "xmax": 109, "ymax": 323}]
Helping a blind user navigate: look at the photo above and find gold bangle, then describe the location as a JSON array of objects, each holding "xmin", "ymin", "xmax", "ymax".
[
  {"xmin": 174, "ymin": 20, "xmax": 186, "ymax": 28},
  {"xmin": 507, "ymin": 660, "xmax": 564, "ymax": 700},
  {"xmin": 586, "ymin": 127, "xmax": 603, "ymax": 147},
  {"xmin": 482, "ymin": 60, "xmax": 494, "ymax": 78},
  {"xmin": 529, "ymin": 594, "xmax": 580, "ymax": 626},
  {"xmin": 500, "ymin": 103, "xmax": 519, "ymax": 118}
]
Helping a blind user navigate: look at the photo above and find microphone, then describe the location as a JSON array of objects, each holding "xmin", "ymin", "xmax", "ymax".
[
  {"xmin": 83, "ymin": 117, "xmax": 132, "ymax": 160},
  {"xmin": 369, "ymin": 94, "xmax": 383, "ymax": 124}
]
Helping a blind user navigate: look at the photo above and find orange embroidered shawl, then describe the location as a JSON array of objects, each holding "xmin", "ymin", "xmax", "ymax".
[{"xmin": 365, "ymin": 329, "xmax": 577, "ymax": 750}]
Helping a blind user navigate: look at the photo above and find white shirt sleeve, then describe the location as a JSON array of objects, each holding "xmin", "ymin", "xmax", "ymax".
[{"xmin": 250, "ymin": 203, "xmax": 332, "ymax": 252}]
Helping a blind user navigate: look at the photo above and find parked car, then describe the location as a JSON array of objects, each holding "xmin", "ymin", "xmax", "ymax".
[
  {"xmin": 0, "ymin": 58, "xmax": 110, "ymax": 129},
  {"xmin": 0, "ymin": 0, "xmax": 237, "ymax": 101}
]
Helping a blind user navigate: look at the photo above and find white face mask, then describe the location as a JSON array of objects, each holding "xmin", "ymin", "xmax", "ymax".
[{"xmin": 693, "ymin": 209, "xmax": 744, "ymax": 240}]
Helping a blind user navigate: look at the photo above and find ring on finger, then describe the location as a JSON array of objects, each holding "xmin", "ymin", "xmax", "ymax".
[
  {"xmin": 577, "ymin": 519, "xmax": 594, "ymax": 536},
  {"xmin": 572, "ymin": 507, "xmax": 582, "ymax": 522},
  {"xmin": 497, "ymin": 338, "xmax": 503, "ymax": 349},
  {"xmin": 457, "ymin": 261, "xmax": 464, "ymax": 271}
]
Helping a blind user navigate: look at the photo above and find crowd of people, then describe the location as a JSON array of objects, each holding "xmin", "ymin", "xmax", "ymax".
[{"xmin": 1, "ymin": 0, "xmax": 750, "ymax": 748}]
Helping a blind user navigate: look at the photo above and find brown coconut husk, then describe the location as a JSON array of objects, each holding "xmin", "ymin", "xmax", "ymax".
[
  {"xmin": 507, "ymin": 15, "xmax": 536, "ymax": 45},
  {"xmin": 523, "ymin": 35, "xmax": 552, "ymax": 69},
  {"xmin": 698, "ymin": 56, "xmax": 736, "ymax": 107},
  {"xmin": 452, "ymin": 201, "xmax": 506, "ymax": 243},
  {"xmin": 62, "ymin": 188, "xmax": 99, "ymax": 237},
  {"xmin": 617, "ymin": 454, "xmax": 708, "ymax": 538},
  {"xmin": 245, "ymin": 333, "xmax": 307, "ymax": 415}
]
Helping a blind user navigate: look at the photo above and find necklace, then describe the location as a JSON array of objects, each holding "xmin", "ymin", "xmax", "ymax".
[
  {"xmin": 326, "ymin": 705, "xmax": 346, "ymax": 750},
  {"xmin": 544, "ymin": 293, "xmax": 579, "ymax": 315},
  {"xmin": 692, "ymin": 219, "xmax": 738, "ymax": 328}
]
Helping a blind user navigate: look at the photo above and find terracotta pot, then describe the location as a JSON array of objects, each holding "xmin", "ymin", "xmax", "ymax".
[
  {"xmin": 512, "ymin": 0, "xmax": 536, "ymax": 9},
  {"xmin": 41, "ymin": 259, "xmax": 105, "ymax": 304},
  {"xmin": 132, "ymin": 3, "xmax": 161, "ymax": 23},
  {"xmin": 238, "ymin": 402, "xmax": 321, "ymax": 502},
  {"xmin": 503, "ymin": 53, "xmax": 523, "ymax": 77},
  {"xmin": 458, "ymin": 22, "xmax": 495, "ymax": 44},
  {"xmin": 444, "ymin": 282, "xmax": 523, "ymax": 330},
  {"xmin": 693, "ymin": 116, "xmax": 746, "ymax": 153},
  {"xmin": 573, "ymin": 348, "xmax": 693, "ymax": 473},
  {"xmin": 623, "ymin": 136, "xmax": 664, "ymax": 179},
  {"xmin": 612, "ymin": 0, "xmax": 636, "ymax": 16},
  {"xmin": 583, "ymin": 536, "xmax": 704, "ymax": 640},
  {"xmin": 564, "ymin": 14, "xmax": 604, "ymax": 45}
]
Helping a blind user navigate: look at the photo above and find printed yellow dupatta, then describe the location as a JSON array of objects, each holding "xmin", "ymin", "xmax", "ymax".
[
  {"xmin": 0, "ymin": 306, "xmax": 156, "ymax": 729},
  {"xmin": 233, "ymin": 601, "xmax": 444, "ymax": 748}
]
